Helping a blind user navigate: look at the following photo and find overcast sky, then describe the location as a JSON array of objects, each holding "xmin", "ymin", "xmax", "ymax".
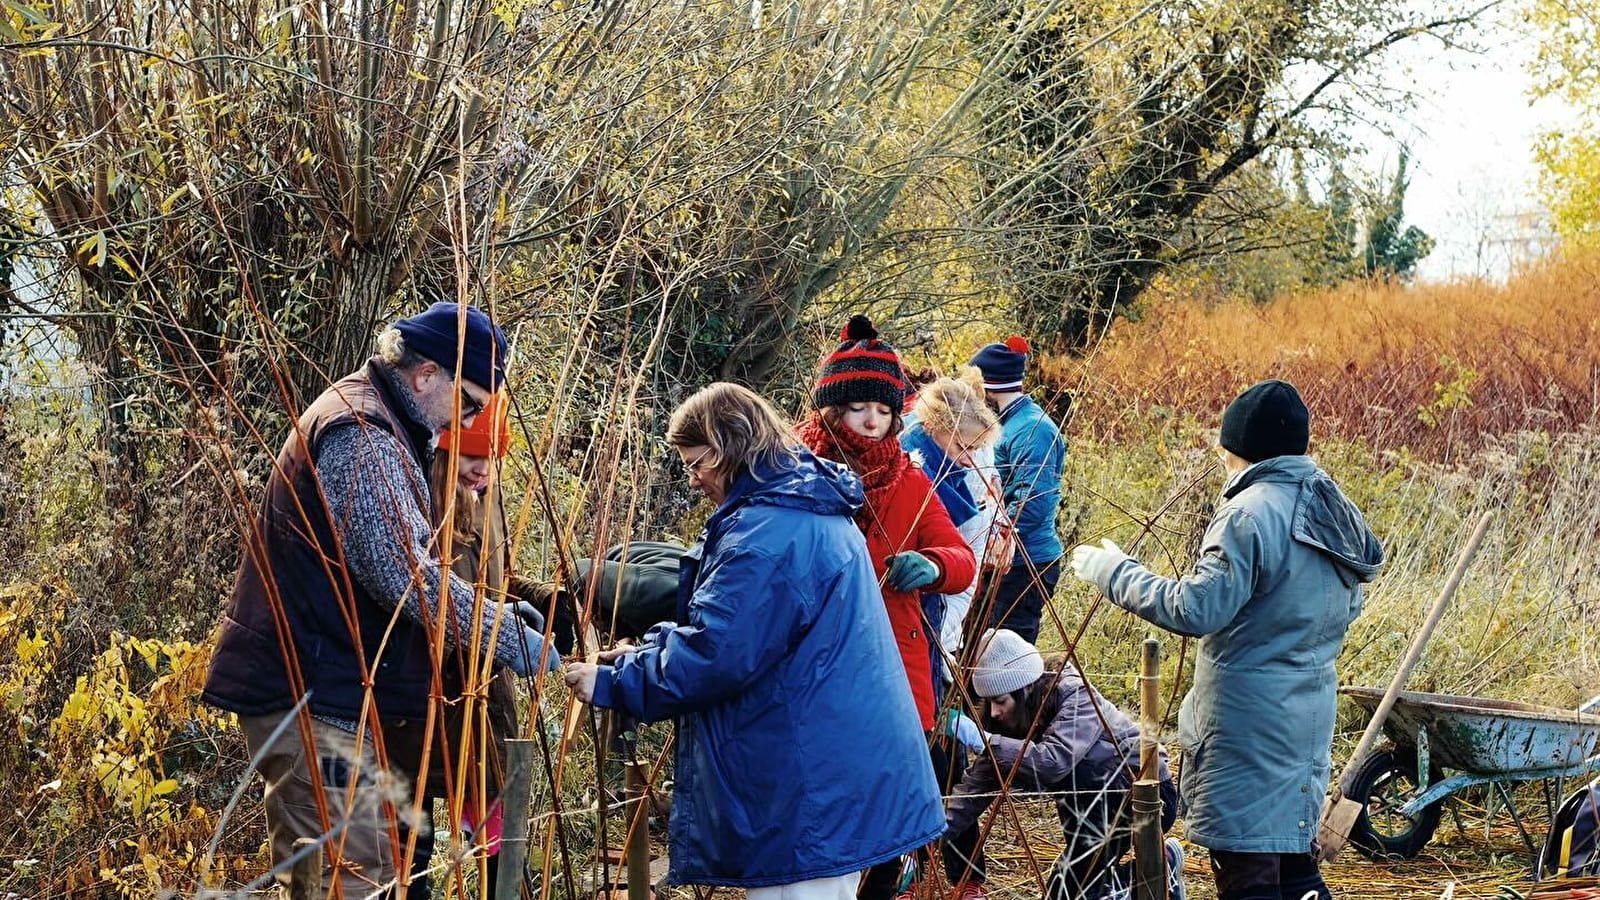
[{"xmin": 1374, "ymin": 13, "xmax": 1578, "ymax": 281}]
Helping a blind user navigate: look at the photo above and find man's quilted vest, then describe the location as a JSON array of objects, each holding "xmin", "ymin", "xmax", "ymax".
[{"xmin": 201, "ymin": 359, "xmax": 439, "ymax": 722}]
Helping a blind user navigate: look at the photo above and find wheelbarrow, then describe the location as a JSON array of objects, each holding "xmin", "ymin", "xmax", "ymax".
[{"xmin": 1336, "ymin": 686, "xmax": 1600, "ymax": 859}]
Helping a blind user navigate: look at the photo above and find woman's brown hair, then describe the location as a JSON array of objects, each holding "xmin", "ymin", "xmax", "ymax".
[
  {"xmin": 428, "ymin": 454, "xmax": 481, "ymax": 543},
  {"xmin": 668, "ymin": 382, "xmax": 801, "ymax": 485}
]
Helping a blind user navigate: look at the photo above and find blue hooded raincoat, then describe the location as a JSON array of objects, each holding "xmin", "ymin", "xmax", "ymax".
[
  {"xmin": 1090, "ymin": 455, "xmax": 1384, "ymax": 853},
  {"xmin": 591, "ymin": 449, "xmax": 944, "ymax": 887}
]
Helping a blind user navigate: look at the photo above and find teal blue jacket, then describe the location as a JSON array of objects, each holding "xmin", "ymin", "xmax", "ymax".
[
  {"xmin": 995, "ymin": 395, "xmax": 1065, "ymax": 564},
  {"xmin": 1092, "ymin": 455, "xmax": 1383, "ymax": 853}
]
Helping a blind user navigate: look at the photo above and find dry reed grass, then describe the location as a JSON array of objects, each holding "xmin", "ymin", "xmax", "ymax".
[{"xmin": 1040, "ymin": 251, "xmax": 1600, "ymax": 462}]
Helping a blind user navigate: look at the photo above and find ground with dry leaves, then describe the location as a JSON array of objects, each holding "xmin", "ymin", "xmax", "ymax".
[{"xmin": 970, "ymin": 786, "xmax": 1563, "ymax": 900}]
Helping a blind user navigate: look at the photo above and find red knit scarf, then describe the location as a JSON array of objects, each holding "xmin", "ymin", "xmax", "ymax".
[{"xmin": 795, "ymin": 411, "xmax": 910, "ymax": 519}]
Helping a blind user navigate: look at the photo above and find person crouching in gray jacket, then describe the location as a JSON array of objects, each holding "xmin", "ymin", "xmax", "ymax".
[
  {"xmin": 1068, "ymin": 379, "xmax": 1384, "ymax": 900},
  {"xmin": 941, "ymin": 629, "xmax": 1183, "ymax": 900}
]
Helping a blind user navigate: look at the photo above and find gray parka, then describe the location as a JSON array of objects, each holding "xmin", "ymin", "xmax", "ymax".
[{"xmin": 1091, "ymin": 455, "xmax": 1383, "ymax": 853}]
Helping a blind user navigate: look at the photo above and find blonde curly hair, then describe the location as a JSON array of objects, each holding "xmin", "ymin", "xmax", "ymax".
[{"xmin": 913, "ymin": 376, "xmax": 998, "ymax": 447}]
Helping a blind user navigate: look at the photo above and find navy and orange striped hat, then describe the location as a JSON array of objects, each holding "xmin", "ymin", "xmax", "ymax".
[{"xmin": 812, "ymin": 315, "xmax": 906, "ymax": 413}]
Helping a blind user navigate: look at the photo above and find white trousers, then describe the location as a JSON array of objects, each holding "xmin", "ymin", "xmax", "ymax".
[{"xmin": 747, "ymin": 871, "xmax": 863, "ymax": 900}]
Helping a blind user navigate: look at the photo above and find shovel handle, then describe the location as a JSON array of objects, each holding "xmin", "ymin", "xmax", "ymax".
[{"xmin": 1340, "ymin": 510, "xmax": 1494, "ymax": 781}]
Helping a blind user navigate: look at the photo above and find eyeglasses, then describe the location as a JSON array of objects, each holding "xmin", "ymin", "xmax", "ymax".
[
  {"xmin": 431, "ymin": 363, "xmax": 486, "ymax": 420},
  {"xmin": 683, "ymin": 447, "xmax": 714, "ymax": 475},
  {"xmin": 459, "ymin": 387, "xmax": 485, "ymax": 420}
]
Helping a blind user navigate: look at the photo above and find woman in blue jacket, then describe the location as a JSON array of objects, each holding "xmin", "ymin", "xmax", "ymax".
[{"xmin": 565, "ymin": 382, "xmax": 943, "ymax": 900}]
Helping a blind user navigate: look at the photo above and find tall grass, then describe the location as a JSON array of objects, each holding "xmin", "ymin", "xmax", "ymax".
[{"xmin": 1041, "ymin": 251, "xmax": 1600, "ymax": 462}]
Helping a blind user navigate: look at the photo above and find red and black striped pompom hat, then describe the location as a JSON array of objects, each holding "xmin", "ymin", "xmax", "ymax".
[{"xmin": 812, "ymin": 315, "xmax": 906, "ymax": 413}]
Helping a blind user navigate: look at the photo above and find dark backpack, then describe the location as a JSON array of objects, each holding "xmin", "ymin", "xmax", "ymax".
[{"xmin": 1539, "ymin": 778, "xmax": 1600, "ymax": 880}]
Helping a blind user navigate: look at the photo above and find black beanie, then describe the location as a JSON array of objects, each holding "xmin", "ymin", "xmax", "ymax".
[
  {"xmin": 813, "ymin": 315, "xmax": 907, "ymax": 413},
  {"xmin": 1219, "ymin": 379, "xmax": 1310, "ymax": 462}
]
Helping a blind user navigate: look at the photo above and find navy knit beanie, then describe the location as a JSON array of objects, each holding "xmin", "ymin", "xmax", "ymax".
[
  {"xmin": 1219, "ymin": 379, "xmax": 1310, "ymax": 462},
  {"xmin": 813, "ymin": 315, "xmax": 907, "ymax": 413},
  {"xmin": 392, "ymin": 302, "xmax": 509, "ymax": 390},
  {"xmin": 968, "ymin": 336, "xmax": 1030, "ymax": 391}
]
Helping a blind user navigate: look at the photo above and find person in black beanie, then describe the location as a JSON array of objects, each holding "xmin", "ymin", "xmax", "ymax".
[
  {"xmin": 1218, "ymin": 379, "xmax": 1311, "ymax": 462},
  {"xmin": 1067, "ymin": 378, "xmax": 1384, "ymax": 900}
]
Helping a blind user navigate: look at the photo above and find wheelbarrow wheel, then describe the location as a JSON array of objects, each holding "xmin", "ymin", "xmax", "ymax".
[{"xmin": 1347, "ymin": 747, "xmax": 1445, "ymax": 859}]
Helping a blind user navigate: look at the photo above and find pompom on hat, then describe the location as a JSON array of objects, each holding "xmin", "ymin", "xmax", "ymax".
[
  {"xmin": 967, "ymin": 335, "xmax": 1031, "ymax": 391},
  {"xmin": 439, "ymin": 391, "xmax": 512, "ymax": 458},
  {"xmin": 970, "ymin": 628, "xmax": 1045, "ymax": 698},
  {"xmin": 812, "ymin": 315, "xmax": 907, "ymax": 413}
]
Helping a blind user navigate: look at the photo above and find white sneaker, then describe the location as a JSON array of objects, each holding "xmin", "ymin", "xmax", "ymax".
[{"xmin": 1164, "ymin": 837, "xmax": 1186, "ymax": 900}]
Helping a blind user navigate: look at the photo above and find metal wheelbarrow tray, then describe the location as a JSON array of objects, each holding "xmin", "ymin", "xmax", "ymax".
[{"xmin": 1335, "ymin": 686, "xmax": 1600, "ymax": 859}]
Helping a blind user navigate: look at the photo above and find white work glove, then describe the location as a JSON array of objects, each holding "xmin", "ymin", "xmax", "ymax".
[{"xmin": 1070, "ymin": 538, "xmax": 1130, "ymax": 592}]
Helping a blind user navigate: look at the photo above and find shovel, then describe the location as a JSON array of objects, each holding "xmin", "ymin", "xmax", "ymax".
[{"xmin": 1314, "ymin": 510, "xmax": 1495, "ymax": 862}]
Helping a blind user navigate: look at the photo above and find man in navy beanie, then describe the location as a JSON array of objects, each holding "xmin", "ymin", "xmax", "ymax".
[
  {"xmin": 965, "ymin": 335, "xmax": 1065, "ymax": 644},
  {"xmin": 1068, "ymin": 379, "xmax": 1384, "ymax": 900},
  {"xmin": 202, "ymin": 301, "xmax": 558, "ymax": 898}
]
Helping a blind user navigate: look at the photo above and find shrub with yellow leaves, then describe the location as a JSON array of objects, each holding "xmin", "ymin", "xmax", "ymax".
[{"xmin": 0, "ymin": 580, "xmax": 256, "ymax": 897}]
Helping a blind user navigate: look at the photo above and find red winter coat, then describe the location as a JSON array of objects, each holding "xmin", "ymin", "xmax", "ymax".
[{"xmin": 859, "ymin": 464, "xmax": 977, "ymax": 729}]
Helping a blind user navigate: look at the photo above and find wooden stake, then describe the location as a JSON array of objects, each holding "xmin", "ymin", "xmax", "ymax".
[
  {"xmin": 1133, "ymin": 637, "xmax": 1167, "ymax": 900},
  {"xmin": 1139, "ymin": 637, "xmax": 1160, "ymax": 782},
  {"xmin": 625, "ymin": 757, "xmax": 652, "ymax": 900},
  {"xmin": 495, "ymin": 739, "xmax": 537, "ymax": 900}
]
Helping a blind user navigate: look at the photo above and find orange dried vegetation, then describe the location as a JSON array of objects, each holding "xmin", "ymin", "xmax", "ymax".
[{"xmin": 1042, "ymin": 251, "xmax": 1600, "ymax": 459}]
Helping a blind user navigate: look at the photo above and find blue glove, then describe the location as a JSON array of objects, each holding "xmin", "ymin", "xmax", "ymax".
[
  {"xmin": 884, "ymin": 551, "xmax": 940, "ymax": 591},
  {"xmin": 507, "ymin": 624, "xmax": 561, "ymax": 676},
  {"xmin": 509, "ymin": 600, "xmax": 546, "ymax": 634},
  {"xmin": 942, "ymin": 710, "xmax": 987, "ymax": 751}
]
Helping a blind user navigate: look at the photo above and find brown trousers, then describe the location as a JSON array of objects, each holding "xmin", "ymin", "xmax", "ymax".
[{"xmin": 242, "ymin": 711, "xmax": 411, "ymax": 899}]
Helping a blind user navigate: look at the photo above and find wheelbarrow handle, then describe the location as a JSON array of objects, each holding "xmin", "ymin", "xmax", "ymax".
[{"xmin": 1340, "ymin": 511, "xmax": 1494, "ymax": 787}]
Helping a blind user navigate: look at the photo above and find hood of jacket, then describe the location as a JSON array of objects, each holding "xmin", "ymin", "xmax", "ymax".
[
  {"xmin": 1224, "ymin": 454, "xmax": 1384, "ymax": 582},
  {"xmin": 720, "ymin": 447, "xmax": 865, "ymax": 520}
]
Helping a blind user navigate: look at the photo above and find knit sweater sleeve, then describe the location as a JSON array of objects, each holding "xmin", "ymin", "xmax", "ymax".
[{"xmin": 316, "ymin": 423, "xmax": 533, "ymax": 671}]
